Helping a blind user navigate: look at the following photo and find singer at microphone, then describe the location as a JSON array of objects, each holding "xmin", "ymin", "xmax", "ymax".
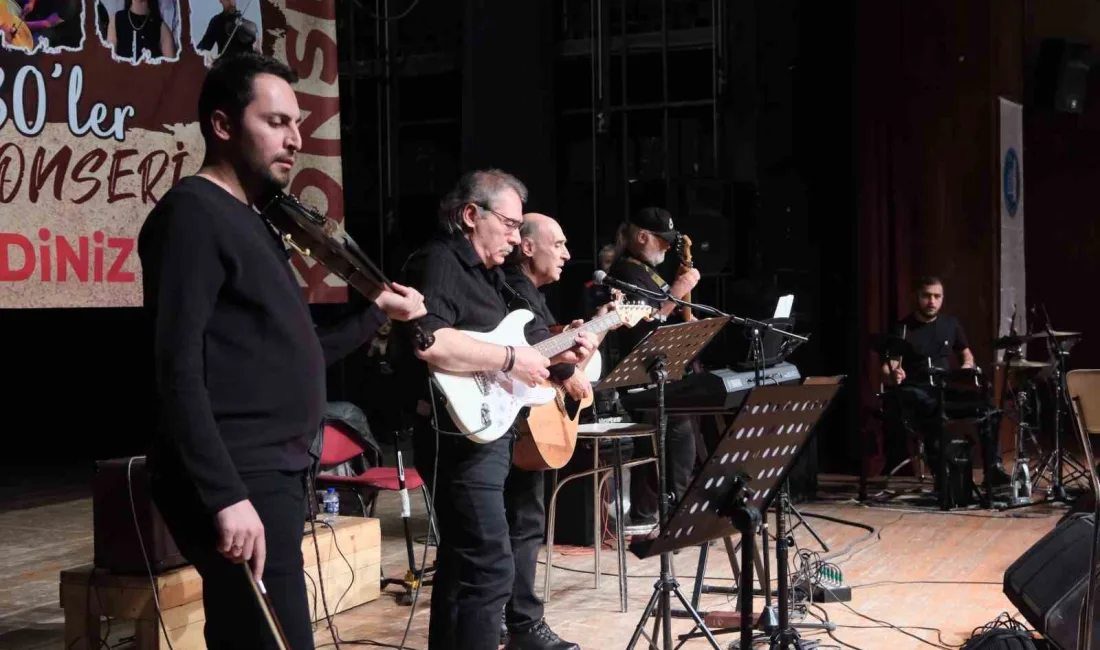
[{"xmin": 603, "ymin": 207, "xmax": 701, "ymax": 527}]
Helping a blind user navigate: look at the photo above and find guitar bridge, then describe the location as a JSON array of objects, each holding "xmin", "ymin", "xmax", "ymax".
[{"xmin": 474, "ymin": 372, "xmax": 490, "ymax": 396}]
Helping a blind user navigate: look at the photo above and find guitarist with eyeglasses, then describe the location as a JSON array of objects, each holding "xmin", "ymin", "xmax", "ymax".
[{"xmin": 398, "ymin": 171, "xmax": 598, "ymax": 650}]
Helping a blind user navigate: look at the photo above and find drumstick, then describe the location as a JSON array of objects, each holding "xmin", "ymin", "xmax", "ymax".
[{"xmin": 242, "ymin": 563, "xmax": 292, "ymax": 650}]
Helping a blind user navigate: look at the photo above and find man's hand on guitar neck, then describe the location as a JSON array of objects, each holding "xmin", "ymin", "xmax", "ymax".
[{"xmin": 548, "ymin": 323, "xmax": 598, "ymax": 367}]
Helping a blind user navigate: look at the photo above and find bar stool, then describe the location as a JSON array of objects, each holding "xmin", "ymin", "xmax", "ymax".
[{"xmin": 543, "ymin": 422, "xmax": 657, "ymax": 612}]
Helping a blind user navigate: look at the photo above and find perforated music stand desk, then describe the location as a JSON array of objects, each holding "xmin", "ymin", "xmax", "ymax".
[
  {"xmin": 595, "ymin": 317, "xmax": 731, "ymax": 392},
  {"xmin": 634, "ymin": 383, "xmax": 840, "ymax": 647}
]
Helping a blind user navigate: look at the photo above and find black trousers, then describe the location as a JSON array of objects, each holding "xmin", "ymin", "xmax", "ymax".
[
  {"xmin": 629, "ymin": 412, "xmax": 696, "ymax": 520},
  {"xmin": 884, "ymin": 385, "xmax": 1002, "ymax": 481},
  {"xmin": 504, "ymin": 464, "xmax": 545, "ymax": 633},
  {"xmin": 150, "ymin": 468, "xmax": 314, "ymax": 650},
  {"xmin": 414, "ymin": 422, "xmax": 517, "ymax": 650}
]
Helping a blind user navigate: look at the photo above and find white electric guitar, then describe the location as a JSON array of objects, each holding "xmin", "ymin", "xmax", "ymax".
[{"xmin": 428, "ymin": 302, "xmax": 656, "ymax": 443}]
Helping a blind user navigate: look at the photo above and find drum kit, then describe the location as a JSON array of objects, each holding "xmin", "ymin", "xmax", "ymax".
[{"xmin": 872, "ymin": 313, "xmax": 1089, "ymax": 508}]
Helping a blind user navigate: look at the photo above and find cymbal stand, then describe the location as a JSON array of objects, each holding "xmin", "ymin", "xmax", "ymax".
[
  {"xmin": 1002, "ymin": 311, "xmax": 1088, "ymax": 511},
  {"xmin": 1031, "ymin": 335, "xmax": 1088, "ymax": 502}
]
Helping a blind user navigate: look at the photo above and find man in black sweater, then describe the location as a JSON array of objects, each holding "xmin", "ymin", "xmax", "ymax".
[{"xmin": 138, "ymin": 53, "xmax": 425, "ymax": 650}]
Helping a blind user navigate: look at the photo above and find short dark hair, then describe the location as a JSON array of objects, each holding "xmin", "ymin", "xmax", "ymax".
[
  {"xmin": 197, "ymin": 53, "xmax": 298, "ymax": 144},
  {"xmin": 915, "ymin": 275, "xmax": 943, "ymax": 291}
]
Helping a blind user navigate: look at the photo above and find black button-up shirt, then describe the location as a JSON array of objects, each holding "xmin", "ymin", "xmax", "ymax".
[
  {"xmin": 502, "ymin": 264, "xmax": 575, "ymax": 382},
  {"xmin": 398, "ymin": 234, "xmax": 512, "ymax": 426}
]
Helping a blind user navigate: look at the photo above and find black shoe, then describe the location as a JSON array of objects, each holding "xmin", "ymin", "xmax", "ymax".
[
  {"xmin": 987, "ymin": 463, "xmax": 1012, "ymax": 487},
  {"xmin": 503, "ymin": 620, "xmax": 580, "ymax": 650}
]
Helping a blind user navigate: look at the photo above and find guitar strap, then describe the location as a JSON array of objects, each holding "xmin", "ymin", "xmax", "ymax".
[{"xmin": 623, "ymin": 256, "xmax": 670, "ymax": 294}]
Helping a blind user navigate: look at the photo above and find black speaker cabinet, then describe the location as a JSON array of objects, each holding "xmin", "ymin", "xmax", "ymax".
[
  {"xmin": 1004, "ymin": 512, "xmax": 1099, "ymax": 649},
  {"xmin": 93, "ymin": 457, "xmax": 188, "ymax": 575},
  {"xmin": 1036, "ymin": 38, "xmax": 1091, "ymax": 114}
]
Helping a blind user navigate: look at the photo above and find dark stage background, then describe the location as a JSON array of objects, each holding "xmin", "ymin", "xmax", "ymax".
[{"xmin": 4, "ymin": 0, "xmax": 1099, "ymax": 485}]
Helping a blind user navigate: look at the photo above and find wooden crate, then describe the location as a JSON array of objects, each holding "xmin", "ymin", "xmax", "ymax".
[{"xmin": 60, "ymin": 516, "xmax": 381, "ymax": 650}]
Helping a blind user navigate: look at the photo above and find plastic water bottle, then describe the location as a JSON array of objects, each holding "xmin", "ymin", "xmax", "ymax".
[{"xmin": 321, "ymin": 488, "xmax": 339, "ymax": 522}]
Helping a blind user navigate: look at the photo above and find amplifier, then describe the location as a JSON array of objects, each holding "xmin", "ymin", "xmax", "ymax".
[
  {"xmin": 1003, "ymin": 512, "xmax": 1099, "ymax": 649},
  {"xmin": 93, "ymin": 457, "xmax": 188, "ymax": 575}
]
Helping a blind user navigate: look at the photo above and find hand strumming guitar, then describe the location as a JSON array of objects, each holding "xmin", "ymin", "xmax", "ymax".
[
  {"xmin": 510, "ymin": 347, "xmax": 551, "ymax": 387},
  {"xmin": 560, "ymin": 372, "xmax": 592, "ymax": 401}
]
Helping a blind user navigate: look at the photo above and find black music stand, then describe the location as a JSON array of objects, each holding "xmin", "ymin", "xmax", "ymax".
[
  {"xmin": 597, "ymin": 317, "xmax": 731, "ymax": 650},
  {"xmin": 632, "ymin": 383, "xmax": 840, "ymax": 650}
]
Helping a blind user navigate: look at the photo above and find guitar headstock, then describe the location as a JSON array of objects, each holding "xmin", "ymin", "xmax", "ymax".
[{"xmin": 613, "ymin": 301, "xmax": 658, "ymax": 328}]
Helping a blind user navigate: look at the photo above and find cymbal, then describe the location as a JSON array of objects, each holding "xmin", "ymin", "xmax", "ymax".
[
  {"xmin": 993, "ymin": 330, "xmax": 1083, "ymax": 349},
  {"xmin": 871, "ymin": 333, "xmax": 915, "ymax": 357},
  {"xmin": 996, "ymin": 359, "xmax": 1052, "ymax": 370}
]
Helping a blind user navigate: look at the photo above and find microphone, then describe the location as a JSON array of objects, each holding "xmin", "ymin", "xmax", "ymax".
[{"xmin": 591, "ymin": 270, "xmax": 667, "ymax": 301}]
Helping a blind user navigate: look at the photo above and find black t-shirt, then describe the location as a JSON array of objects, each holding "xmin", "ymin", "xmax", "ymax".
[
  {"xmin": 502, "ymin": 264, "xmax": 575, "ymax": 382},
  {"xmin": 893, "ymin": 313, "xmax": 969, "ymax": 377},
  {"xmin": 138, "ymin": 176, "xmax": 386, "ymax": 513},
  {"xmin": 608, "ymin": 253, "xmax": 676, "ymax": 357}
]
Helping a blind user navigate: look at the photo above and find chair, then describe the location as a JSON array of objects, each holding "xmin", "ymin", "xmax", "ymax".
[
  {"xmin": 1065, "ymin": 369, "xmax": 1100, "ymax": 649},
  {"xmin": 543, "ymin": 422, "xmax": 658, "ymax": 613},
  {"xmin": 313, "ymin": 421, "xmax": 437, "ymax": 604}
]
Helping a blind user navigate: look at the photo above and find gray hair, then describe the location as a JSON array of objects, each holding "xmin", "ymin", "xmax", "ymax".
[
  {"xmin": 611, "ymin": 222, "xmax": 642, "ymax": 263},
  {"xmin": 438, "ymin": 169, "xmax": 529, "ymax": 235}
]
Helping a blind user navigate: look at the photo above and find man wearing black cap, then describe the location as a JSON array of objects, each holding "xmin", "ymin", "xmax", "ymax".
[{"xmin": 608, "ymin": 207, "xmax": 700, "ymax": 526}]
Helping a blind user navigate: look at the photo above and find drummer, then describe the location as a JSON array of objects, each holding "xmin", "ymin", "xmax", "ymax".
[{"xmin": 880, "ymin": 276, "xmax": 1011, "ymax": 492}]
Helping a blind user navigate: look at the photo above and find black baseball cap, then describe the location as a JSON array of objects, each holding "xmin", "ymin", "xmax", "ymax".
[{"xmin": 628, "ymin": 207, "xmax": 678, "ymax": 243}]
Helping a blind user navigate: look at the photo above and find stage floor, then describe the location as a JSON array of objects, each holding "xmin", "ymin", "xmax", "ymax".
[{"xmin": 0, "ymin": 469, "xmax": 1069, "ymax": 650}]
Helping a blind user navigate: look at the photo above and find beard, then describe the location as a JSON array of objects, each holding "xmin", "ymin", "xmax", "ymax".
[
  {"xmin": 646, "ymin": 250, "xmax": 667, "ymax": 267},
  {"xmin": 259, "ymin": 161, "xmax": 292, "ymax": 191}
]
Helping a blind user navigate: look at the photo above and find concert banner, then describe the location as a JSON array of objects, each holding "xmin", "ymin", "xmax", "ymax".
[
  {"xmin": 998, "ymin": 97, "xmax": 1026, "ymax": 345},
  {"xmin": 0, "ymin": 0, "xmax": 347, "ymax": 308}
]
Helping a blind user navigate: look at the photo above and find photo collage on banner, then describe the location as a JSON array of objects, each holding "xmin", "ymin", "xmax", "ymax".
[{"xmin": 0, "ymin": 0, "xmax": 347, "ymax": 308}]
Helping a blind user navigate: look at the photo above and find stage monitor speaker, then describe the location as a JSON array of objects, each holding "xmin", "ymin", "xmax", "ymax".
[
  {"xmin": 1036, "ymin": 38, "xmax": 1091, "ymax": 114},
  {"xmin": 1003, "ymin": 512, "xmax": 1099, "ymax": 649},
  {"xmin": 93, "ymin": 457, "xmax": 188, "ymax": 575}
]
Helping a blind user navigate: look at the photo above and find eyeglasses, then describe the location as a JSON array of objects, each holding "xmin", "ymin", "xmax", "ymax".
[{"xmin": 478, "ymin": 205, "xmax": 523, "ymax": 232}]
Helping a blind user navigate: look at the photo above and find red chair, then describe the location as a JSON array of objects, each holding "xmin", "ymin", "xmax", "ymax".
[
  {"xmin": 314, "ymin": 422, "xmax": 434, "ymax": 522},
  {"xmin": 314, "ymin": 421, "xmax": 437, "ymax": 604}
]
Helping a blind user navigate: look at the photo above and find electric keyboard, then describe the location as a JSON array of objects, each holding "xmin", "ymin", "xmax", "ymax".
[{"xmin": 618, "ymin": 362, "xmax": 802, "ymax": 412}]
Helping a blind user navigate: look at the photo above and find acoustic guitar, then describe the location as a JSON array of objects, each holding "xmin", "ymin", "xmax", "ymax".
[{"xmin": 511, "ymin": 304, "xmax": 656, "ymax": 471}]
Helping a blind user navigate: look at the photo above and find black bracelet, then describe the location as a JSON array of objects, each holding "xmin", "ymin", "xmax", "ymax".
[{"xmin": 503, "ymin": 345, "xmax": 516, "ymax": 373}]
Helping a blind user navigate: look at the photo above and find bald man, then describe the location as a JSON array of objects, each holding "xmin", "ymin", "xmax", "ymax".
[{"xmin": 496, "ymin": 213, "xmax": 613, "ymax": 650}]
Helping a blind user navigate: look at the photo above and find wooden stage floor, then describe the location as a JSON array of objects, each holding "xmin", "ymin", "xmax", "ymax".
[{"xmin": 0, "ymin": 469, "xmax": 1068, "ymax": 650}]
